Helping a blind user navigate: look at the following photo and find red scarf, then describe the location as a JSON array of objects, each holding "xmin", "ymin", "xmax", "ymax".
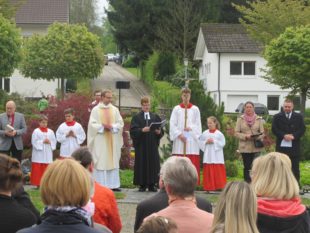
[
  {"xmin": 65, "ymin": 121, "xmax": 76, "ymax": 126},
  {"xmin": 257, "ymin": 197, "xmax": 306, "ymax": 217},
  {"xmin": 39, "ymin": 127, "xmax": 48, "ymax": 132},
  {"xmin": 179, "ymin": 103, "xmax": 193, "ymax": 109},
  {"xmin": 209, "ymin": 129, "xmax": 217, "ymax": 133}
]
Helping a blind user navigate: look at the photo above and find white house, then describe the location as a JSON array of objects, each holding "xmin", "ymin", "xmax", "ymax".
[
  {"xmin": 193, "ymin": 23, "xmax": 308, "ymax": 115},
  {"xmin": 0, "ymin": 0, "xmax": 69, "ymax": 98}
]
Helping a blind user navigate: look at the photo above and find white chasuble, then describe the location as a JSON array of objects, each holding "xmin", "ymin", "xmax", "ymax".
[{"xmin": 87, "ymin": 103, "xmax": 124, "ymax": 171}]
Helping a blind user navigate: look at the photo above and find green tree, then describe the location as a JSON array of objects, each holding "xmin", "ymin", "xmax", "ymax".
[
  {"xmin": 70, "ymin": 0, "xmax": 97, "ymax": 28},
  {"xmin": 264, "ymin": 25, "xmax": 310, "ymax": 115},
  {"xmin": 0, "ymin": 0, "xmax": 24, "ymax": 20},
  {"xmin": 234, "ymin": 0, "xmax": 310, "ymax": 45},
  {"xmin": 101, "ymin": 18, "xmax": 117, "ymax": 53},
  {"xmin": 0, "ymin": 15, "xmax": 21, "ymax": 78},
  {"xmin": 107, "ymin": 0, "xmax": 165, "ymax": 60},
  {"xmin": 20, "ymin": 23, "xmax": 104, "ymax": 98},
  {"xmin": 156, "ymin": 0, "xmax": 208, "ymax": 60}
]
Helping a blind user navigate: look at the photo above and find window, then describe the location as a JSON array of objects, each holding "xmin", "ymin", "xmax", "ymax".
[
  {"xmin": 244, "ymin": 62, "xmax": 255, "ymax": 75},
  {"xmin": 4, "ymin": 78, "xmax": 10, "ymax": 92},
  {"xmin": 293, "ymin": 96, "xmax": 301, "ymax": 111},
  {"xmin": 267, "ymin": 96, "xmax": 279, "ymax": 110},
  {"xmin": 206, "ymin": 63, "xmax": 211, "ymax": 74},
  {"xmin": 230, "ymin": 62, "xmax": 242, "ymax": 75},
  {"xmin": 230, "ymin": 61, "xmax": 256, "ymax": 76}
]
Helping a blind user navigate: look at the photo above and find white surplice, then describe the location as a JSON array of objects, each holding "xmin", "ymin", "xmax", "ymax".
[
  {"xmin": 31, "ymin": 128, "xmax": 56, "ymax": 163},
  {"xmin": 169, "ymin": 105, "xmax": 202, "ymax": 155},
  {"xmin": 56, "ymin": 122, "xmax": 86, "ymax": 157},
  {"xmin": 87, "ymin": 102, "xmax": 124, "ymax": 188},
  {"xmin": 198, "ymin": 130, "xmax": 225, "ymax": 164}
]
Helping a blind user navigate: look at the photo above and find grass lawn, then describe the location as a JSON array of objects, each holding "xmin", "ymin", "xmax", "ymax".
[
  {"xmin": 27, "ymin": 160, "xmax": 310, "ymax": 212},
  {"xmin": 125, "ymin": 67, "xmax": 140, "ymax": 78}
]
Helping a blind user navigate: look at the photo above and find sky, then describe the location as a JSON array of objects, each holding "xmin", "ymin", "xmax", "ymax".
[{"xmin": 96, "ymin": 0, "xmax": 109, "ymax": 18}]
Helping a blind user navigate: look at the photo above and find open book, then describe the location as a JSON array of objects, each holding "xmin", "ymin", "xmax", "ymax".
[
  {"xmin": 149, "ymin": 119, "xmax": 166, "ymax": 131},
  {"xmin": 6, "ymin": 124, "xmax": 14, "ymax": 131}
]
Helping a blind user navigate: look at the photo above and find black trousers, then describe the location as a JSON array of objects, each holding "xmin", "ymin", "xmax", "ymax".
[
  {"xmin": 0, "ymin": 140, "xmax": 23, "ymax": 162},
  {"xmin": 289, "ymin": 156, "xmax": 300, "ymax": 185},
  {"xmin": 241, "ymin": 153, "xmax": 258, "ymax": 183}
]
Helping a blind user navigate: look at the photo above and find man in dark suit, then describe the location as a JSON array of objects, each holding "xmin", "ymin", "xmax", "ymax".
[
  {"xmin": 272, "ymin": 99, "xmax": 305, "ymax": 186},
  {"xmin": 0, "ymin": 100, "xmax": 27, "ymax": 162},
  {"xmin": 134, "ymin": 175, "xmax": 212, "ymax": 232}
]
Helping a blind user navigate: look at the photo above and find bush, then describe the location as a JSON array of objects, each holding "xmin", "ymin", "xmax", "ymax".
[
  {"xmin": 156, "ymin": 52, "xmax": 176, "ymax": 80},
  {"xmin": 189, "ymin": 80, "xmax": 224, "ymax": 129},
  {"xmin": 225, "ymin": 160, "xmax": 238, "ymax": 177},
  {"xmin": 301, "ymin": 125, "xmax": 310, "ymax": 160},
  {"xmin": 119, "ymin": 116, "xmax": 134, "ymax": 169},
  {"xmin": 141, "ymin": 52, "xmax": 159, "ymax": 86},
  {"xmin": 23, "ymin": 93, "xmax": 91, "ymax": 150},
  {"xmin": 122, "ymin": 56, "xmax": 139, "ymax": 68},
  {"xmin": 153, "ymin": 81, "xmax": 180, "ymax": 108},
  {"xmin": 223, "ymin": 116, "xmax": 239, "ymax": 161}
]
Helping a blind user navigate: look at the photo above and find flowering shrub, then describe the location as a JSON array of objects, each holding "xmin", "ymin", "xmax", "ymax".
[
  {"xmin": 22, "ymin": 94, "xmax": 136, "ymax": 169},
  {"xmin": 23, "ymin": 94, "xmax": 91, "ymax": 150},
  {"xmin": 120, "ymin": 116, "xmax": 134, "ymax": 169}
]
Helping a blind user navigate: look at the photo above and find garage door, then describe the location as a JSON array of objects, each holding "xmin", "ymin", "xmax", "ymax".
[{"xmin": 226, "ymin": 95, "xmax": 258, "ymax": 113}]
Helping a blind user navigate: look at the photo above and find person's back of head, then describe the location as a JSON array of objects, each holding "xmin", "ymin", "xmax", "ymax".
[
  {"xmin": 251, "ymin": 152, "xmax": 299, "ymax": 199},
  {"xmin": 161, "ymin": 156, "xmax": 197, "ymax": 198},
  {"xmin": 71, "ymin": 147, "xmax": 93, "ymax": 170},
  {"xmin": 40, "ymin": 159, "xmax": 91, "ymax": 207},
  {"xmin": 0, "ymin": 153, "xmax": 22, "ymax": 193},
  {"xmin": 211, "ymin": 181, "xmax": 259, "ymax": 233},
  {"xmin": 137, "ymin": 216, "xmax": 178, "ymax": 233}
]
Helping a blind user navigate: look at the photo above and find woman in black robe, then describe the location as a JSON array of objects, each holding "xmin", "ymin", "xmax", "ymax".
[{"xmin": 130, "ymin": 97, "xmax": 164, "ymax": 192}]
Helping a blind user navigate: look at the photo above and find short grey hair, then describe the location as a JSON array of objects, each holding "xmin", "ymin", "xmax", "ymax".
[{"xmin": 161, "ymin": 156, "xmax": 197, "ymax": 198}]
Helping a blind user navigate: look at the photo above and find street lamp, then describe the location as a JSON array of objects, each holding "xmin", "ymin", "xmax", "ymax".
[{"xmin": 184, "ymin": 58, "xmax": 189, "ymax": 88}]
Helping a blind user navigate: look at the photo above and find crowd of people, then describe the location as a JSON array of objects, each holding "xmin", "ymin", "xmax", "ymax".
[{"xmin": 0, "ymin": 88, "xmax": 309, "ymax": 233}]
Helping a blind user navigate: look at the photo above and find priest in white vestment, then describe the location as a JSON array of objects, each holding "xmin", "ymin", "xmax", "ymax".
[
  {"xmin": 87, "ymin": 90, "xmax": 124, "ymax": 190},
  {"xmin": 169, "ymin": 88, "xmax": 202, "ymax": 184}
]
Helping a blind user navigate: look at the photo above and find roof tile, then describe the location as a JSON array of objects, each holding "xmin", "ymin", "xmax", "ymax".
[
  {"xmin": 13, "ymin": 0, "xmax": 69, "ymax": 24},
  {"xmin": 201, "ymin": 23, "xmax": 262, "ymax": 53}
]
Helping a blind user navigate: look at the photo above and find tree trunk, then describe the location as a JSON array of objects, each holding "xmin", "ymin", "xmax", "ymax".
[
  {"xmin": 300, "ymin": 90, "xmax": 307, "ymax": 117},
  {"xmin": 60, "ymin": 77, "xmax": 65, "ymax": 100}
]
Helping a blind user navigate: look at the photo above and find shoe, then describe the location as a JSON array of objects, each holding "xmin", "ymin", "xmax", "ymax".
[
  {"xmin": 112, "ymin": 188, "xmax": 122, "ymax": 192},
  {"xmin": 148, "ymin": 186, "xmax": 157, "ymax": 192}
]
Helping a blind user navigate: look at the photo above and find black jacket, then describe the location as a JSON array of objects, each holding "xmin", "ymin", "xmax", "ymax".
[
  {"xmin": 272, "ymin": 111, "xmax": 305, "ymax": 157},
  {"xmin": 134, "ymin": 189, "xmax": 212, "ymax": 232},
  {"xmin": 257, "ymin": 211, "xmax": 310, "ymax": 233},
  {"xmin": 17, "ymin": 210, "xmax": 108, "ymax": 233},
  {"xmin": 0, "ymin": 194, "xmax": 37, "ymax": 233}
]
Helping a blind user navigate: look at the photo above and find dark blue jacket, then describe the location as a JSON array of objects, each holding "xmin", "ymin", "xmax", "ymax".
[{"xmin": 17, "ymin": 210, "xmax": 108, "ymax": 233}]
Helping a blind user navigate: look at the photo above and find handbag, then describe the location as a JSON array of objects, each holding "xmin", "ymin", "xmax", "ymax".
[
  {"xmin": 249, "ymin": 122, "xmax": 264, "ymax": 148},
  {"xmin": 254, "ymin": 139, "xmax": 264, "ymax": 148}
]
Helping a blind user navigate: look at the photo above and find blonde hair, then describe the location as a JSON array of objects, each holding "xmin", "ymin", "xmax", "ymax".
[
  {"xmin": 208, "ymin": 116, "xmax": 220, "ymax": 130},
  {"xmin": 137, "ymin": 216, "xmax": 178, "ymax": 233},
  {"xmin": 40, "ymin": 159, "xmax": 91, "ymax": 207},
  {"xmin": 251, "ymin": 152, "xmax": 299, "ymax": 199},
  {"xmin": 210, "ymin": 181, "xmax": 259, "ymax": 233}
]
